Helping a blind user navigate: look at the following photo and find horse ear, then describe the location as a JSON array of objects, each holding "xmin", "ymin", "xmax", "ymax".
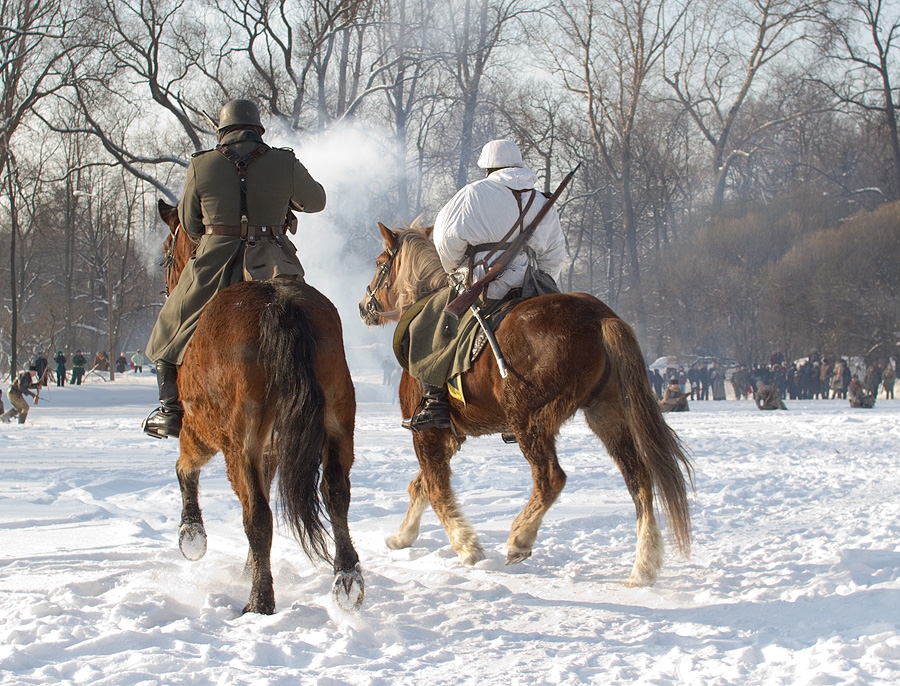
[
  {"xmin": 425, "ymin": 225, "xmax": 434, "ymax": 238},
  {"xmin": 157, "ymin": 199, "xmax": 179, "ymax": 235},
  {"xmin": 378, "ymin": 222, "xmax": 398, "ymax": 249}
]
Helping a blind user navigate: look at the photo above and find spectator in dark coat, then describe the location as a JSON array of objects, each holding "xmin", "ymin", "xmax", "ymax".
[
  {"xmin": 698, "ymin": 363, "xmax": 710, "ymax": 400},
  {"xmin": 882, "ymin": 362, "xmax": 896, "ymax": 399},
  {"xmin": 71, "ymin": 350, "xmax": 87, "ymax": 385},
  {"xmin": 33, "ymin": 353, "xmax": 49, "ymax": 386},
  {"xmin": 688, "ymin": 363, "xmax": 701, "ymax": 401},
  {"xmin": 54, "ymin": 351, "xmax": 66, "ymax": 387},
  {"xmin": 651, "ymin": 369, "xmax": 664, "ymax": 400},
  {"xmin": 710, "ymin": 361, "xmax": 727, "ymax": 400}
]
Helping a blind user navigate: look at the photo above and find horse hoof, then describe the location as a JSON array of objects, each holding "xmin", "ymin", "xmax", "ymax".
[
  {"xmin": 242, "ymin": 599, "xmax": 275, "ymax": 615},
  {"xmin": 385, "ymin": 534, "xmax": 412, "ymax": 550},
  {"xmin": 459, "ymin": 545, "xmax": 486, "ymax": 565},
  {"xmin": 624, "ymin": 572, "xmax": 657, "ymax": 588},
  {"xmin": 505, "ymin": 549, "xmax": 532, "ymax": 565},
  {"xmin": 332, "ymin": 564, "xmax": 365, "ymax": 612},
  {"xmin": 179, "ymin": 522, "xmax": 207, "ymax": 561}
]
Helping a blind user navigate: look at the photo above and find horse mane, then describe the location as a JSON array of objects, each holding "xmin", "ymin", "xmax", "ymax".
[{"xmin": 393, "ymin": 220, "xmax": 448, "ymax": 308}]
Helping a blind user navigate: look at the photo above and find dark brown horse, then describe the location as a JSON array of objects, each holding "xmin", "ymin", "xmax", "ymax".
[
  {"xmin": 360, "ymin": 222, "xmax": 693, "ymax": 586},
  {"xmin": 158, "ymin": 199, "xmax": 363, "ymax": 614}
]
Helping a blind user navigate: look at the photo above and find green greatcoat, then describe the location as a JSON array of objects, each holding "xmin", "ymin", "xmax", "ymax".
[{"xmin": 145, "ymin": 129, "xmax": 326, "ymax": 365}]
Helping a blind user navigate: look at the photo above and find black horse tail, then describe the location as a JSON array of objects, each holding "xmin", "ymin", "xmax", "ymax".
[
  {"xmin": 257, "ymin": 280, "xmax": 330, "ymax": 563},
  {"xmin": 600, "ymin": 316, "xmax": 694, "ymax": 557}
]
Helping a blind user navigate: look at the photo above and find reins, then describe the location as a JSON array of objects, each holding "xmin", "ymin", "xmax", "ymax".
[{"xmin": 163, "ymin": 225, "xmax": 180, "ymax": 296}]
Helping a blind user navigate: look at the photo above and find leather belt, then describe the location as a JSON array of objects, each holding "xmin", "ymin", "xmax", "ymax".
[{"xmin": 204, "ymin": 224, "xmax": 287, "ymax": 237}]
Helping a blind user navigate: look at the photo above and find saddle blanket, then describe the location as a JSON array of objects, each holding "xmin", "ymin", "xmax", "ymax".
[{"xmin": 392, "ymin": 286, "xmax": 517, "ymax": 395}]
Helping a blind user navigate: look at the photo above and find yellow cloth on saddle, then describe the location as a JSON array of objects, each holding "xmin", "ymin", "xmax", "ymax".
[{"xmin": 393, "ymin": 287, "xmax": 482, "ymax": 389}]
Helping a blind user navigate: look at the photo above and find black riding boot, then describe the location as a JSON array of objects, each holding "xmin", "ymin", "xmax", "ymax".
[
  {"xmin": 402, "ymin": 382, "xmax": 452, "ymax": 432},
  {"xmin": 143, "ymin": 360, "xmax": 183, "ymax": 439}
]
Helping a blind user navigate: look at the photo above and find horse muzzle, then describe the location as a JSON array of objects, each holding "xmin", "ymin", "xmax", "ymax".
[{"xmin": 359, "ymin": 297, "xmax": 380, "ymax": 327}]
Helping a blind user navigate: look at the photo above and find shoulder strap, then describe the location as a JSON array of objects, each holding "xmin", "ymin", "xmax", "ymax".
[
  {"xmin": 469, "ymin": 188, "xmax": 537, "ymax": 270},
  {"xmin": 217, "ymin": 144, "xmax": 269, "ymax": 239}
]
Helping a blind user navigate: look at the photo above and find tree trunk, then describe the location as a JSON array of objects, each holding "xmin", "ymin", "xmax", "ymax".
[
  {"xmin": 880, "ymin": 67, "xmax": 900, "ymax": 199},
  {"xmin": 621, "ymin": 147, "xmax": 647, "ymax": 343},
  {"xmin": 6, "ymin": 158, "xmax": 19, "ymax": 380}
]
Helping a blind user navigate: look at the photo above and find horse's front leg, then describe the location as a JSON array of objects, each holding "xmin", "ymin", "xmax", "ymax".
[
  {"xmin": 414, "ymin": 430, "xmax": 485, "ymax": 565},
  {"xmin": 321, "ymin": 430, "xmax": 364, "ymax": 612},
  {"xmin": 176, "ymin": 433, "xmax": 215, "ymax": 561},
  {"xmin": 385, "ymin": 469, "xmax": 429, "ymax": 550}
]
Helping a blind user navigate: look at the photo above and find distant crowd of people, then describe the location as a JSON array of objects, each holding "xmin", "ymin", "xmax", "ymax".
[
  {"xmin": 23, "ymin": 348, "xmax": 149, "ymax": 388},
  {"xmin": 650, "ymin": 351, "xmax": 896, "ymax": 413},
  {"xmin": 1, "ymin": 348, "xmax": 149, "ymax": 424}
]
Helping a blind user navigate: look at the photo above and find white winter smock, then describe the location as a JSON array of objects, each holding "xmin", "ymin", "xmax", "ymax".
[{"xmin": 432, "ymin": 167, "xmax": 566, "ymax": 300}]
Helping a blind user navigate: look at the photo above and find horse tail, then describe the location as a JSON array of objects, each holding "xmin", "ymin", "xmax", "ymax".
[
  {"xmin": 600, "ymin": 316, "xmax": 694, "ymax": 557},
  {"xmin": 258, "ymin": 281, "xmax": 330, "ymax": 563}
]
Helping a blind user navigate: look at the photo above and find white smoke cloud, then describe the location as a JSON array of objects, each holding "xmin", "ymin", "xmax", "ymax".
[{"xmin": 274, "ymin": 122, "xmax": 401, "ymax": 374}]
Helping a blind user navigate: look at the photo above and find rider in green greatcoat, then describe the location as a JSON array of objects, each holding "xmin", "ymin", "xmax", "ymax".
[{"xmin": 143, "ymin": 99, "xmax": 326, "ymax": 439}]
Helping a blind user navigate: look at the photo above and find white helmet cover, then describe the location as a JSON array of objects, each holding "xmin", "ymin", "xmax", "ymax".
[{"xmin": 477, "ymin": 139, "xmax": 524, "ymax": 169}]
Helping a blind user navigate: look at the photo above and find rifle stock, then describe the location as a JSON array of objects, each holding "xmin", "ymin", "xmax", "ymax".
[
  {"xmin": 33, "ymin": 364, "xmax": 50, "ymax": 405},
  {"xmin": 444, "ymin": 165, "xmax": 579, "ymax": 319},
  {"xmin": 444, "ymin": 282, "xmax": 485, "ymax": 318}
]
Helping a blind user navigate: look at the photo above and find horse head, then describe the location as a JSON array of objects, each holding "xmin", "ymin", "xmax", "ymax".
[
  {"xmin": 157, "ymin": 199, "xmax": 197, "ymax": 296},
  {"xmin": 359, "ymin": 222, "xmax": 403, "ymax": 326},
  {"xmin": 359, "ymin": 220, "xmax": 446, "ymax": 327}
]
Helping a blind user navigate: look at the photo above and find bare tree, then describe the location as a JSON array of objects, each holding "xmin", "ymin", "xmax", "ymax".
[
  {"xmin": 216, "ymin": 0, "xmax": 377, "ymax": 131},
  {"xmin": 0, "ymin": 0, "xmax": 75, "ymax": 377},
  {"xmin": 48, "ymin": 0, "xmax": 225, "ymax": 202},
  {"xmin": 664, "ymin": 0, "xmax": 820, "ymax": 215},
  {"xmin": 371, "ymin": 0, "xmax": 441, "ymax": 218},
  {"xmin": 813, "ymin": 0, "xmax": 900, "ymax": 199},
  {"xmin": 443, "ymin": 0, "xmax": 526, "ymax": 189},
  {"xmin": 552, "ymin": 0, "xmax": 688, "ymax": 342}
]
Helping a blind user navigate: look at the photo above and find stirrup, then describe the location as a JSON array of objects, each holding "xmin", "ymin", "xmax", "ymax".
[
  {"xmin": 143, "ymin": 407, "xmax": 182, "ymax": 439},
  {"xmin": 402, "ymin": 403, "xmax": 452, "ymax": 432}
]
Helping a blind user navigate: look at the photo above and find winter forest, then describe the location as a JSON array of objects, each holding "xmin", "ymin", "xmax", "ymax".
[{"xmin": 2, "ymin": 0, "xmax": 900, "ymax": 376}]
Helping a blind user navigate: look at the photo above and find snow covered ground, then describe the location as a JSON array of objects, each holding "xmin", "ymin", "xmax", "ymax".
[{"xmin": 1, "ymin": 371, "xmax": 899, "ymax": 685}]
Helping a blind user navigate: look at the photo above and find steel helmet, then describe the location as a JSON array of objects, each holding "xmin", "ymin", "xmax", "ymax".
[
  {"xmin": 477, "ymin": 139, "xmax": 524, "ymax": 169},
  {"xmin": 217, "ymin": 99, "xmax": 265, "ymax": 133}
]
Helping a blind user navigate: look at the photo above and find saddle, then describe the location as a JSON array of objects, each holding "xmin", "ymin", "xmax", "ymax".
[{"xmin": 393, "ymin": 288, "xmax": 520, "ymax": 394}]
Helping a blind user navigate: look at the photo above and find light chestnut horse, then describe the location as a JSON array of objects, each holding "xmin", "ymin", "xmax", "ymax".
[
  {"xmin": 360, "ymin": 222, "xmax": 693, "ymax": 586},
  {"xmin": 158, "ymin": 199, "xmax": 363, "ymax": 614}
]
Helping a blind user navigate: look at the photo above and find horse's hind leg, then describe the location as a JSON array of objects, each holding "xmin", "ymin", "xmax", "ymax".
[
  {"xmin": 584, "ymin": 404, "xmax": 663, "ymax": 586},
  {"xmin": 176, "ymin": 431, "xmax": 216, "ymax": 561},
  {"xmin": 505, "ymin": 423, "xmax": 568, "ymax": 565},
  {"xmin": 226, "ymin": 446, "xmax": 276, "ymax": 615},
  {"xmin": 386, "ymin": 469, "xmax": 428, "ymax": 550},
  {"xmin": 321, "ymin": 417, "xmax": 364, "ymax": 611},
  {"xmin": 414, "ymin": 431, "xmax": 485, "ymax": 565}
]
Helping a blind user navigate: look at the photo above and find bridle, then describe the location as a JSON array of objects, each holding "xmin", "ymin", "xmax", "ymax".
[{"xmin": 362, "ymin": 245, "xmax": 401, "ymax": 319}]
